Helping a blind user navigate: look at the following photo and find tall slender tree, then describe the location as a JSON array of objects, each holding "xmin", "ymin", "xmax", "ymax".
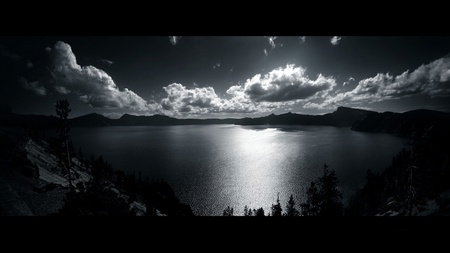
[
  {"xmin": 301, "ymin": 164, "xmax": 343, "ymax": 216},
  {"xmin": 285, "ymin": 194, "xmax": 299, "ymax": 216},
  {"xmin": 317, "ymin": 164, "xmax": 343, "ymax": 216},
  {"xmin": 406, "ymin": 125, "xmax": 420, "ymax": 216},
  {"xmin": 55, "ymin": 99, "xmax": 73, "ymax": 191},
  {"xmin": 300, "ymin": 181, "xmax": 320, "ymax": 216},
  {"xmin": 243, "ymin": 205, "xmax": 250, "ymax": 216},
  {"xmin": 271, "ymin": 193, "xmax": 283, "ymax": 217}
]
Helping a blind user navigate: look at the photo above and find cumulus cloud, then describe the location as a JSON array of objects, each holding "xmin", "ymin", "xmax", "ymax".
[
  {"xmin": 308, "ymin": 55, "xmax": 450, "ymax": 109},
  {"xmin": 47, "ymin": 41, "xmax": 155, "ymax": 111},
  {"xmin": 101, "ymin": 112, "xmax": 124, "ymax": 119},
  {"xmin": 169, "ymin": 36, "xmax": 182, "ymax": 45},
  {"xmin": 41, "ymin": 41, "xmax": 305, "ymax": 117},
  {"xmin": 18, "ymin": 76, "xmax": 47, "ymax": 96},
  {"xmin": 299, "ymin": 36, "xmax": 306, "ymax": 44},
  {"xmin": 264, "ymin": 49, "xmax": 268, "ymax": 56},
  {"xmin": 161, "ymin": 83, "xmax": 221, "ymax": 114},
  {"xmin": 159, "ymin": 83, "xmax": 259, "ymax": 116},
  {"xmin": 331, "ymin": 36, "xmax": 341, "ymax": 46},
  {"xmin": 265, "ymin": 36, "xmax": 283, "ymax": 50},
  {"xmin": 55, "ymin": 86, "xmax": 70, "ymax": 94},
  {"xmin": 343, "ymin": 76, "xmax": 354, "ymax": 86},
  {"xmin": 267, "ymin": 36, "xmax": 277, "ymax": 49},
  {"xmin": 303, "ymin": 101, "xmax": 321, "ymax": 109},
  {"xmin": 223, "ymin": 85, "xmax": 263, "ymax": 113},
  {"xmin": 227, "ymin": 64, "xmax": 337, "ymax": 103}
]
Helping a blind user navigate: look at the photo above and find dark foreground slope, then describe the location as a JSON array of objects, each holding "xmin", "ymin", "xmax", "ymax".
[
  {"xmin": 0, "ymin": 126, "xmax": 193, "ymax": 216},
  {"xmin": 347, "ymin": 110, "xmax": 450, "ymax": 216}
]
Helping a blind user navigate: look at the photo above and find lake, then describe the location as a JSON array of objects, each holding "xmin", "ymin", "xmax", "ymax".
[{"xmin": 71, "ymin": 125, "xmax": 408, "ymax": 216}]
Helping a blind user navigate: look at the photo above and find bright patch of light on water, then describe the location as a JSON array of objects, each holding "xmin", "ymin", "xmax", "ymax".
[{"xmin": 71, "ymin": 125, "xmax": 408, "ymax": 216}]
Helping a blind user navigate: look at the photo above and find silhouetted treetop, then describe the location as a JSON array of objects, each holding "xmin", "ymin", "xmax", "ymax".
[
  {"xmin": 271, "ymin": 193, "xmax": 283, "ymax": 217},
  {"xmin": 223, "ymin": 206, "xmax": 234, "ymax": 216},
  {"xmin": 285, "ymin": 194, "xmax": 299, "ymax": 216},
  {"xmin": 301, "ymin": 164, "xmax": 343, "ymax": 216}
]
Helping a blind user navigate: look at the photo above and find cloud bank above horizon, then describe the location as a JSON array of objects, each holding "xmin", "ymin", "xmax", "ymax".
[{"xmin": 20, "ymin": 40, "xmax": 450, "ymax": 117}]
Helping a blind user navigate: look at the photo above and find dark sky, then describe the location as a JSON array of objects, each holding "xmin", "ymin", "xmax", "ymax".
[{"xmin": 1, "ymin": 36, "xmax": 450, "ymax": 118}]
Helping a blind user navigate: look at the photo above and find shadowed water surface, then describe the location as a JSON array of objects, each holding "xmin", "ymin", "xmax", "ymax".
[{"xmin": 71, "ymin": 125, "xmax": 407, "ymax": 216}]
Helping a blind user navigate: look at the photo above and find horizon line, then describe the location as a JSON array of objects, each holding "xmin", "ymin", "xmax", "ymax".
[{"xmin": 6, "ymin": 106, "xmax": 449, "ymax": 120}]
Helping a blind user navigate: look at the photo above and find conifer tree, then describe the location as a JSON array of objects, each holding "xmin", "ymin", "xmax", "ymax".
[
  {"xmin": 55, "ymin": 99, "xmax": 73, "ymax": 191},
  {"xmin": 285, "ymin": 194, "xmax": 299, "ymax": 216},
  {"xmin": 271, "ymin": 193, "xmax": 283, "ymax": 217},
  {"xmin": 223, "ymin": 206, "xmax": 234, "ymax": 216}
]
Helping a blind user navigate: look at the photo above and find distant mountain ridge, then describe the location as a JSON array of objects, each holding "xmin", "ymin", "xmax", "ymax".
[
  {"xmin": 67, "ymin": 106, "xmax": 373, "ymax": 127},
  {"xmin": 351, "ymin": 108, "xmax": 450, "ymax": 137},
  {"xmin": 69, "ymin": 113, "xmax": 114, "ymax": 127},
  {"xmin": 2, "ymin": 107, "xmax": 450, "ymax": 137},
  {"xmin": 237, "ymin": 106, "xmax": 373, "ymax": 127}
]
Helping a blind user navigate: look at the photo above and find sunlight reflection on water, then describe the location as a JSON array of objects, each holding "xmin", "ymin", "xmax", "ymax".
[{"xmin": 71, "ymin": 125, "xmax": 408, "ymax": 216}]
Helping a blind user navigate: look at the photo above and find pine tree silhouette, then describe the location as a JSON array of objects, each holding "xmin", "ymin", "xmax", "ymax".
[
  {"xmin": 318, "ymin": 164, "xmax": 343, "ymax": 216},
  {"xmin": 271, "ymin": 193, "xmax": 283, "ymax": 216},
  {"xmin": 55, "ymin": 99, "xmax": 73, "ymax": 191},
  {"xmin": 223, "ymin": 206, "xmax": 234, "ymax": 216},
  {"xmin": 300, "ymin": 181, "xmax": 320, "ymax": 216},
  {"xmin": 285, "ymin": 194, "xmax": 299, "ymax": 216},
  {"xmin": 301, "ymin": 164, "xmax": 343, "ymax": 216}
]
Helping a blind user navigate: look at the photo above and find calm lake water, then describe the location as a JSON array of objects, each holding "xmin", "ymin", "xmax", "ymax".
[{"xmin": 71, "ymin": 125, "xmax": 408, "ymax": 216}]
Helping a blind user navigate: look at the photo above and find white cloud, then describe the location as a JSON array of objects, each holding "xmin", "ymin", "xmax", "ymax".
[
  {"xmin": 18, "ymin": 77, "xmax": 47, "ymax": 96},
  {"xmin": 55, "ymin": 86, "xmax": 70, "ymax": 94},
  {"xmin": 159, "ymin": 83, "xmax": 260, "ymax": 116},
  {"xmin": 265, "ymin": 36, "xmax": 283, "ymax": 49},
  {"xmin": 308, "ymin": 55, "xmax": 450, "ymax": 109},
  {"xmin": 227, "ymin": 64, "xmax": 337, "ymax": 103},
  {"xmin": 224, "ymin": 85, "xmax": 262, "ymax": 113},
  {"xmin": 303, "ymin": 101, "xmax": 321, "ymax": 109},
  {"xmin": 264, "ymin": 49, "xmax": 268, "ymax": 56},
  {"xmin": 169, "ymin": 36, "xmax": 182, "ymax": 45},
  {"xmin": 101, "ymin": 112, "xmax": 123, "ymax": 119},
  {"xmin": 41, "ymin": 42, "xmax": 310, "ymax": 117},
  {"xmin": 331, "ymin": 36, "xmax": 341, "ymax": 46},
  {"xmin": 48, "ymin": 41, "xmax": 155, "ymax": 111},
  {"xmin": 343, "ymin": 76, "xmax": 355, "ymax": 86},
  {"xmin": 267, "ymin": 36, "xmax": 277, "ymax": 49},
  {"xmin": 161, "ymin": 83, "xmax": 220, "ymax": 114},
  {"xmin": 299, "ymin": 36, "xmax": 306, "ymax": 44},
  {"xmin": 213, "ymin": 61, "xmax": 221, "ymax": 70}
]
